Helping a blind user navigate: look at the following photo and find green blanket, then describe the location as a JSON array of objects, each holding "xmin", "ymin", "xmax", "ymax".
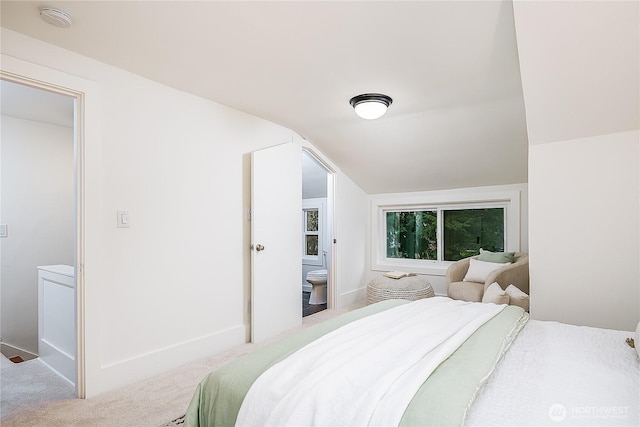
[{"xmin": 185, "ymin": 300, "xmax": 528, "ymax": 427}]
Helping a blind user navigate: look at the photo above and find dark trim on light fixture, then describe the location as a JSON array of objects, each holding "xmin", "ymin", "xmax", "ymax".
[
  {"xmin": 349, "ymin": 93, "xmax": 393, "ymax": 119},
  {"xmin": 349, "ymin": 93, "xmax": 393, "ymax": 108}
]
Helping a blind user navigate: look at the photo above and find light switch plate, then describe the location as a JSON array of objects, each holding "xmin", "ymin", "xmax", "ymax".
[
  {"xmin": 0, "ymin": 224, "xmax": 7, "ymax": 238},
  {"xmin": 117, "ymin": 210, "xmax": 130, "ymax": 228}
]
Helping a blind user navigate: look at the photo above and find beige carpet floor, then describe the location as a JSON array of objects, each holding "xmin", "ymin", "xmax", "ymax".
[
  {"xmin": 1, "ymin": 304, "xmax": 361, "ymax": 427},
  {"xmin": 0, "ymin": 353, "xmax": 76, "ymax": 421}
]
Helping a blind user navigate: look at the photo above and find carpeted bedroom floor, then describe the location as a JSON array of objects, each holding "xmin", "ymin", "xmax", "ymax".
[
  {"xmin": 0, "ymin": 304, "xmax": 362, "ymax": 426},
  {"xmin": 0, "ymin": 353, "xmax": 76, "ymax": 421}
]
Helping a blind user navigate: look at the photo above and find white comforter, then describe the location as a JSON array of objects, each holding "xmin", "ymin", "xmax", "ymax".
[
  {"xmin": 237, "ymin": 297, "xmax": 505, "ymax": 427},
  {"xmin": 466, "ymin": 320, "xmax": 640, "ymax": 427}
]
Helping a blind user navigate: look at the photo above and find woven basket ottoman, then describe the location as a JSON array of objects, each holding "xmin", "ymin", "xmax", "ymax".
[{"xmin": 366, "ymin": 275, "xmax": 434, "ymax": 305}]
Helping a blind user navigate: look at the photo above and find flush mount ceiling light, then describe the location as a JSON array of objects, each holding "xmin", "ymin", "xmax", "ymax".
[
  {"xmin": 40, "ymin": 7, "xmax": 73, "ymax": 28},
  {"xmin": 349, "ymin": 93, "xmax": 393, "ymax": 120}
]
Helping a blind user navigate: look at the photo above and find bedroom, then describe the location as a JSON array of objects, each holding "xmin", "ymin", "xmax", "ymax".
[{"xmin": 0, "ymin": 0, "xmax": 638, "ymax": 424}]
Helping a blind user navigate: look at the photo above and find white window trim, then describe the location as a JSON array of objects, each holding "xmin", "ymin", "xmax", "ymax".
[
  {"xmin": 302, "ymin": 198, "xmax": 325, "ymax": 266},
  {"xmin": 371, "ymin": 189, "xmax": 521, "ymax": 276}
]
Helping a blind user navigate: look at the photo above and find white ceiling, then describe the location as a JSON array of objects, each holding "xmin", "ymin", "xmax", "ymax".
[
  {"xmin": 303, "ymin": 151, "xmax": 328, "ymax": 199},
  {"xmin": 0, "ymin": 1, "xmax": 529, "ymax": 194}
]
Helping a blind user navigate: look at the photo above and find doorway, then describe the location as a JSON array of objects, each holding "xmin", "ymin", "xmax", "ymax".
[
  {"xmin": 0, "ymin": 78, "xmax": 80, "ymax": 413},
  {"xmin": 301, "ymin": 150, "xmax": 333, "ymax": 317}
]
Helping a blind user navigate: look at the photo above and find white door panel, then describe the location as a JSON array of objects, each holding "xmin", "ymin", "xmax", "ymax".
[{"xmin": 251, "ymin": 143, "xmax": 302, "ymax": 342}]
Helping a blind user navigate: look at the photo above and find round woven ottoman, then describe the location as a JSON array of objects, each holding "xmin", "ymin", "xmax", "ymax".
[{"xmin": 366, "ymin": 275, "xmax": 434, "ymax": 304}]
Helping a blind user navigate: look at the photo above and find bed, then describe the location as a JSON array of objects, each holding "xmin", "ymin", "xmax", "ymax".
[{"xmin": 184, "ymin": 297, "xmax": 639, "ymax": 427}]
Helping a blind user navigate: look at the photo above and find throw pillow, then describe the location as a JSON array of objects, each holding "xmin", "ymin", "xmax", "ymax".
[
  {"xmin": 636, "ymin": 321, "xmax": 640, "ymax": 359},
  {"xmin": 478, "ymin": 249, "xmax": 516, "ymax": 263},
  {"xmin": 463, "ymin": 258, "xmax": 511, "ymax": 283},
  {"xmin": 505, "ymin": 284, "xmax": 530, "ymax": 312},
  {"xmin": 482, "ymin": 282, "xmax": 509, "ymax": 305}
]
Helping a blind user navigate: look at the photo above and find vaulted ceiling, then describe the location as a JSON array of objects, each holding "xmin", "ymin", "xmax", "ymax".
[{"xmin": 1, "ymin": 1, "xmax": 529, "ymax": 194}]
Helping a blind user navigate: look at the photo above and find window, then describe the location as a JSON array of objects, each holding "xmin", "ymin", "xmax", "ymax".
[
  {"xmin": 302, "ymin": 198, "xmax": 325, "ymax": 266},
  {"xmin": 386, "ymin": 210, "xmax": 437, "ymax": 260},
  {"xmin": 371, "ymin": 188, "xmax": 521, "ymax": 275},
  {"xmin": 304, "ymin": 209, "xmax": 319, "ymax": 256},
  {"xmin": 443, "ymin": 208, "xmax": 504, "ymax": 261},
  {"xmin": 386, "ymin": 207, "xmax": 504, "ymax": 263}
]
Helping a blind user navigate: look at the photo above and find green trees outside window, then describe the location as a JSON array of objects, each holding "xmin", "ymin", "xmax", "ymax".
[
  {"xmin": 386, "ymin": 208, "xmax": 504, "ymax": 262},
  {"xmin": 386, "ymin": 211, "xmax": 437, "ymax": 260},
  {"xmin": 304, "ymin": 209, "xmax": 319, "ymax": 256},
  {"xmin": 443, "ymin": 208, "xmax": 504, "ymax": 261}
]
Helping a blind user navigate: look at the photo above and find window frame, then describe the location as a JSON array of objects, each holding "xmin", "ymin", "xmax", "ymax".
[
  {"xmin": 371, "ymin": 189, "xmax": 521, "ymax": 276},
  {"xmin": 302, "ymin": 198, "xmax": 325, "ymax": 266}
]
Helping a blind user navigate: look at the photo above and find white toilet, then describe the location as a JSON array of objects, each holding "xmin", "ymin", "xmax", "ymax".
[{"xmin": 306, "ymin": 269, "xmax": 328, "ymax": 305}]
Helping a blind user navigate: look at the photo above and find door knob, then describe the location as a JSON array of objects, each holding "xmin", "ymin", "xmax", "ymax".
[{"xmin": 255, "ymin": 244, "xmax": 265, "ymax": 252}]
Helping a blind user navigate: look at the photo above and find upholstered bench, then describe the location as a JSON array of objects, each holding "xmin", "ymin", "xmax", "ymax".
[{"xmin": 366, "ymin": 275, "xmax": 434, "ymax": 305}]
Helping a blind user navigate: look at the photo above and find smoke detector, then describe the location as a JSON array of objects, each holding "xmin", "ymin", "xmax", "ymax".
[{"xmin": 40, "ymin": 7, "xmax": 72, "ymax": 28}]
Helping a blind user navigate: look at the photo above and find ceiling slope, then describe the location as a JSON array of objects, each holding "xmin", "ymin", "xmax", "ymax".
[{"xmin": 1, "ymin": 1, "xmax": 528, "ymax": 193}]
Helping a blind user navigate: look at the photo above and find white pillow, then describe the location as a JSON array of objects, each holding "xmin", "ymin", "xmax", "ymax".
[
  {"xmin": 482, "ymin": 282, "xmax": 509, "ymax": 305},
  {"xmin": 463, "ymin": 258, "xmax": 511, "ymax": 283},
  {"xmin": 505, "ymin": 284, "xmax": 530, "ymax": 312}
]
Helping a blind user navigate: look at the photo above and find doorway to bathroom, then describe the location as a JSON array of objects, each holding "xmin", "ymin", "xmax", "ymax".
[
  {"xmin": 301, "ymin": 150, "xmax": 332, "ymax": 317},
  {"xmin": 0, "ymin": 77, "xmax": 81, "ymax": 412}
]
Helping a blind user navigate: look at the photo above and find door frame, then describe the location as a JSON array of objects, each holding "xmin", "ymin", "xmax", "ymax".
[
  {"xmin": 0, "ymin": 70, "xmax": 86, "ymax": 398},
  {"xmin": 301, "ymin": 147, "xmax": 336, "ymax": 309}
]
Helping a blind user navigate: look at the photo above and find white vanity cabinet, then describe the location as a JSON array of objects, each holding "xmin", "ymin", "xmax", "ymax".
[{"xmin": 38, "ymin": 264, "xmax": 76, "ymax": 386}]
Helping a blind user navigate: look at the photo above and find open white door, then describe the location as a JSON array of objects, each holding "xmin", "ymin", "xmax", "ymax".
[{"xmin": 251, "ymin": 143, "xmax": 302, "ymax": 342}]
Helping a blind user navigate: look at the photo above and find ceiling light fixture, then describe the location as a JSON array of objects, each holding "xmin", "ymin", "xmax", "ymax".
[
  {"xmin": 349, "ymin": 93, "xmax": 393, "ymax": 120},
  {"xmin": 40, "ymin": 7, "xmax": 73, "ymax": 28}
]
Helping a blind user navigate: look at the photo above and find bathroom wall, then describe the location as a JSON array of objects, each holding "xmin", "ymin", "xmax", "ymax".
[{"xmin": 0, "ymin": 114, "xmax": 75, "ymax": 357}]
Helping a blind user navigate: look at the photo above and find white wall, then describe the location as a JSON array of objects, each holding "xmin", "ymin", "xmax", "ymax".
[
  {"xmin": 0, "ymin": 29, "xmax": 296, "ymax": 396},
  {"xmin": 0, "ymin": 115, "xmax": 74, "ymax": 356},
  {"xmin": 529, "ymin": 131, "xmax": 639, "ymax": 331},
  {"xmin": 513, "ymin": 1, "xmax": 639, "ymax": 331},
  {"xmin": 335, "ymin": 173, "xmax": 369, "ymax": 307},
  {"xmin": 1, "ymin": 28, "xmax": 371, "ymax": 396}
]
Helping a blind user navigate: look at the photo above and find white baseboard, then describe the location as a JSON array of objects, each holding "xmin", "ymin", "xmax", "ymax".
[
  {"xmin": 337, "ymin": 286, "xmax": 366, "ymax": 308},
  {"xmin": 86, "ymin": 324, "xmax": 246, "ymax": 398},
  {"xmin": 38, "ymin": 358, "xmax": 75, "ymax": 386}
]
